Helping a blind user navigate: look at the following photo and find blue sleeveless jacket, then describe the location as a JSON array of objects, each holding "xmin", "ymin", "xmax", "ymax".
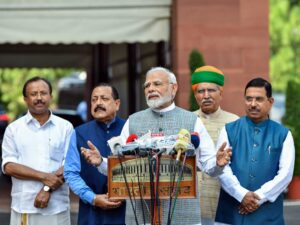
[
  {"xmin": 216, "ymin": 116, "xmax": 288, "ymax": 225},
  {"xmin": 75, "ymin": 118, "xmax": 126, "ymax": 225}
]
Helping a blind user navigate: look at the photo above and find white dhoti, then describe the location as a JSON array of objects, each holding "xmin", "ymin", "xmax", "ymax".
[{"xmin": 10, "ymin": 209, "xmax": 70, "ymax": 225}]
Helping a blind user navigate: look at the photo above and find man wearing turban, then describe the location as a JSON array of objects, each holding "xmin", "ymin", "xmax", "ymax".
[{"xmin": 191, "ymin": 66, "xmax": 239, "ymax": 225}]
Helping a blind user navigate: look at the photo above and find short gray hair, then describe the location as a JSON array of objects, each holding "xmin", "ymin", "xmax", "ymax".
[{"xmin": 146, "ymin": 67, "xmax": 177, "ymax": 84}]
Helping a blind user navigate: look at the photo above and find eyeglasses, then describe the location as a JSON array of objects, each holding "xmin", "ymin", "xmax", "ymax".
[
  {"xmin": 196, "ymin": 88, "xmax": 218, "ymax": 94},
  {"xmin": 143, "ymin": 81, "xmax": 173, "ymax": 90}
]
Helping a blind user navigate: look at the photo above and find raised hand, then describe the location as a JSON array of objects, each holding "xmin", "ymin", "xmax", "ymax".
[
  {"xmin": 94, "ymin": 193, "xmax": 122, "ymax": 210},
  {"xmin": 81, "ymin": 140, "xmax": 102, "ymax": 167},
  {"xmin": 216, "ymin": 142, "xmax": 232, "ymax": 167}
]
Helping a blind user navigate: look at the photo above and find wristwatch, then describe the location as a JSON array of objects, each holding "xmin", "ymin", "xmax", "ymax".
[{"xmin": 43, "ymin": 185, "xmax": 51, "ymax": 192}]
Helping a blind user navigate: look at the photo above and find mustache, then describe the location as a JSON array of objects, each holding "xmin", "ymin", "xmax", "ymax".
[
  {"xmin": 147, "ymin": 92, "xmax": 161, "ymax": 99},
  {"xmin": 249, "ymin": 107, "xmax": 260, "ymax": 113},
  {"xmin": 94, "ymin": 105, "xmax": 106, "ymax": 112},
  {"xmin": 34, "ymin": 100, "xmax": 45, "ymax": 105},
  {"xmin": 201, "ymin": 99, "xmax": 213, "ymax": 104}
]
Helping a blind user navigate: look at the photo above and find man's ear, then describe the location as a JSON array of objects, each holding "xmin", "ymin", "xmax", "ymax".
[
  {"xmin": 115, "ymin": 99, "xmax": 121, "ymax": 111},
  {"xmin": 268, "ymin": 97, "xmax": 274, "ymax": 105},
  {"xmin": 171, "ymin": 83, "xmax": 178, "ymax": 99}
]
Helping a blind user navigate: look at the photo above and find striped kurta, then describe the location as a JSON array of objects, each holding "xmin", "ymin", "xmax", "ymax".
[{"xmin": 194, "ymin": 108, "xmax": 238, "ymax": 221}]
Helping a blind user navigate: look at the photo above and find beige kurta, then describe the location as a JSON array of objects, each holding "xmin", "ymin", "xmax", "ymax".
[{"xmin": 194, "ymin": 107, "xmax": 239, "ymax": 220}]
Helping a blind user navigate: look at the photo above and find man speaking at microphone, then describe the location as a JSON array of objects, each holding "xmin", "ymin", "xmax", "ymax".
[
  {"xmin": 82, "ymin": 67, "xmax": 232, "ymax": 225},
  {"xmin": 64, "ymin": 83, "xmax": 126, "ymax": 225}
]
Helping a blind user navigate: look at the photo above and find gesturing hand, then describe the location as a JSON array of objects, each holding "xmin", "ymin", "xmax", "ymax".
[
  {"xmin": 94, "ymin": 194, "xmax": 122, "ymax": 210},
  {"xmin": 81, "ymin": 140, "xmax": 102, "ymax": 167},
  {"xmin": 216, "ymin": 142, "xmax": 232, "ymax": 167}
]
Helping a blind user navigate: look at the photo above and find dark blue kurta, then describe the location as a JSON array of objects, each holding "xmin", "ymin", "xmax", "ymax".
[
  {"xmin": 216, "ymin": 116, "xmax": 288, "ymax": 225},
  {"xmin": 76, "ymin": 118, "xmax": 126, "ymax": 225}
]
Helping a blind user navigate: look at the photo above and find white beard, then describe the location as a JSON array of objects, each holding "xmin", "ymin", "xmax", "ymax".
[{"xmin": 146, "ymin": 92, "xmax": 173, "ymax": 109}]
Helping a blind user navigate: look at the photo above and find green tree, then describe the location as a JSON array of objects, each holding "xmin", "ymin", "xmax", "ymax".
[
  {"xmin": 0, "ymin": 68, "xmax": 74, "ymax": 120},
  {"xmin": 188, "ymin": 49, "xmax": 205, "ymax": 111},
  {"xmin": 270, "ymin": 0, "xmax": 300, "ymax": 91},
  {"xmin": 282, "ymin": 79, "xmax": 300, "ymax": 175}
]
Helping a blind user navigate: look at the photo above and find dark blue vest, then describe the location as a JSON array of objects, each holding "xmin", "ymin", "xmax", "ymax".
[
  {"xmin": 216, "ymin": 116, "xmax": 288, "ymax": 225},
  {"xmin": 75, "ymin": 118, "xmax": 126, "ymax": 225}
]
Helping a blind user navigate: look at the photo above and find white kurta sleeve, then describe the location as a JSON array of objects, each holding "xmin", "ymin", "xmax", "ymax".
[
  {"xmin": 194, "ymin": 118, "xmax": 223, "ymax": 177},
  {"xmin": 217, "ymin": 127, "xmax": 249, "ymax": 202}
]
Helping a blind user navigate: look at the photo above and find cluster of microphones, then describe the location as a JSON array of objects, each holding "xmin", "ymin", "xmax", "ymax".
[{"xmin": 108, "ymin": 129, "xmax": 200, "ymax": 162}]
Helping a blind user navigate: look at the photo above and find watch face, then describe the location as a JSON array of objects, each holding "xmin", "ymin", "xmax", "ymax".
[{"xmin": 43, "ymin": 186, "xmax": 50, "ymax": 192}]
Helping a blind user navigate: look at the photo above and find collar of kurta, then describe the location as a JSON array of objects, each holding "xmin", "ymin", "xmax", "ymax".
[
  {"xmin": 151, "ymin": 102, "xmax": 176, "ymax": 113},
  {"xmin": 245, "ymin": 116, "xmax": 270, "ymax": 127},
  {"xmin": 96, "ymin": 116, "xmax": 117, "ymax": 130},
  {"xmin": 25, "ymin": 110, "xmax": 55, "ymax": 126},
  {"xmin": 198, "ymin": 107, "xmax": 222, "ymax": 119}
]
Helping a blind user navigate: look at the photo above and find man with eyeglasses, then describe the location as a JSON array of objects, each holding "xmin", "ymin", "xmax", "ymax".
[
  {"xmin": 1, "ymin": 77, "xmax": 73, "ymax": 225},
  {"xmin": 215, "ymin": 78, "xmax": 295, "ymax": 225},
  {"xmin": 191, "ymin": 66, "xmax": 239, "ymax": 225},
  {"xmin": 81, "ymin": 67, "xmax": 232, "ymax": 225}
]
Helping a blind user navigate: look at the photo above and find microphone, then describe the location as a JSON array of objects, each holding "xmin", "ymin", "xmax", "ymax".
[
  {"xmin": 126, "ymin": 134, "xmax": 138, "ymax": 144},
  {"xmin": 174, "ymin": 129, "xmax": 191, "ymax": 162},
  {"xmin": 120, "ymin": 143, "xmax": 140, "ymax": 155},
  {"xmin": 151, "ymin": 148, "xmax": 167, "ymax": 161},
  {"xmin": 191, "ymin": 132, "xmax": 200, "ymax": 149},
  {"xmin": 108, "ymin": 135, "xmax": 140, "ymax": 156},
  {"xmin": 107, "ymin": 136, "xmax": 123, "ymax": 155},
  {"xmin": 119, "ymin": 134, "xmax": 139, "ymax": 155},
  {"xmin": 121, "ymin": 134, "xmax": 148, "ymax": 157}
]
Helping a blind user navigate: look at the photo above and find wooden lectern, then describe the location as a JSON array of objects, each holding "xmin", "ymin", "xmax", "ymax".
[{"xmin": 107, "ymin": 155, "xmax": 197, "ymax": 200}]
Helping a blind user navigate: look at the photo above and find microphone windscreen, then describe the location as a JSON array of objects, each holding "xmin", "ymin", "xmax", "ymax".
[
  {"xmin": 126, "ymin": 134, "xmax": 138, "ymax": 144},
  {"xmin": 191, "ymin": 132, "xmax": 200, "ymax": 149},
  {"xmin": 107, "ymin": 136, "xmax": 123, "ymax": 155},
  {"xmin": 175, "ymin": 129, "xmax": 190, "ymax": 151}
]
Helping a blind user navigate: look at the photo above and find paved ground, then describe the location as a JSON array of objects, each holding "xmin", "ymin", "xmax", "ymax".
[
  {"xmin": 1, "ymin": 175, "xmax": 300, "ymax": 225},
  {"xmin": 0, "ymin": 174, "xmax": 78, "ymax": 225},
  {"xmin": 284, "ymin": 201, "xmax": 300, "ymax": 225}
]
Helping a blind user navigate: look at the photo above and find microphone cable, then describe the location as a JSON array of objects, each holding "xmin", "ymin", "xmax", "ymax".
[
  {"xmin": 148, "ymin": 152, "xmax": 155, "ymax": 225},
  {"xmin": 171, "ymin": 154, "xmax": 188, "ymax": 220},
  {"xmin": 117, "ymin": 153, "xmax": 139, "ymax": 225},
  {"xmin": 167, "ymin": 155, "xmax": 177, "ymax": 225},
  {"xmin": 136, "ymin": 155, "xmax": 146, "ymax": 225},
  {"xmin": 153, "ymin": 154, "xmax": 162, "ymax": 225}
]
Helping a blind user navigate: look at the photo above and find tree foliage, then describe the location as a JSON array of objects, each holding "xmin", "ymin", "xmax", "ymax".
[
  {"xmin": 270, "ymin": 0, "xmax": 300, "ymax": 91},
  {"xmin": 0, "ymin": 68, "xmax": 74, "ymax": 120},
  {"xmin": 188, "ymin": 49, "xmax": 205, "ymax": 111},
  {"xmin": 282, "ymin": 79, "xmax": 300, "ymax": 175}
]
